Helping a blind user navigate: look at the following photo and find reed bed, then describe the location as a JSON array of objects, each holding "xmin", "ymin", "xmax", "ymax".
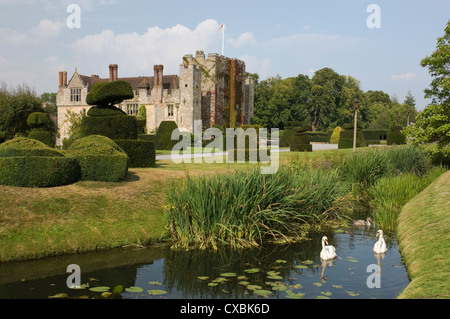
[{"xmin": 165, "ymin": 167, "xmax": 346, "ymax": 250}]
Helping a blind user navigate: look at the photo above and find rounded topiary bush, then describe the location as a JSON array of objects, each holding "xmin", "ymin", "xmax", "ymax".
[
  {"xmin": 330, "ymin": 126, "xmax": 342, "ymax": 144},
  {"xmin": 87, "ymin": 106, "xmax": 127, "ymax": 117},
  {"xmin": 28, "ymin": 130, "xmax": 54, "ymax": 147},
  {"xmin": 27, "ymin": 112, "xmax": 54, "ymax": 147},
  {"xmin": 0, "ymin": 137, "xmax": 80, "ymax": 187},
  {"xmin": 156, "ymin": 121, "xmax": 180, "ymax": 150},
  {"xmin": 80, "ymin": 115, "xmax": 138, "ymax": 140},
  {"xmin": 27, "ymin": 112, "xmax": 49, "ymax": 128},
  {"xmin": 67, "ymin": 135, "xmax": 129, "ymax": 182}
]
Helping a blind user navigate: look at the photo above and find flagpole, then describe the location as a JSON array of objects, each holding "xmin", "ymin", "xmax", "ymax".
[{"xmin": 222, "ymin": 25, "xmax": 224, "ymax": 56}]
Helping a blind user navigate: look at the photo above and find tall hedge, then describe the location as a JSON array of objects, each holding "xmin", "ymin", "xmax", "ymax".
[
  {"xmin": 338, "ymin": 124, "xmax": 366, "ymax": 149},
  {"xmin": 114, "ymin": 139, "xmax": 156, "ymax": 168},
  {"xmin": 290, "ymin": 126, "xmax": 312, "ymax": 152},
  {"xmin": 80, "ymin": 115, "xmax": 138, "ymax": 140},
  {"xmin": 387, "ymin": 126, "xmax": 406, "ymax": 145},
  {"xmin": 156, "ymin": 121, "xmax": 180, "ymax": 150}
]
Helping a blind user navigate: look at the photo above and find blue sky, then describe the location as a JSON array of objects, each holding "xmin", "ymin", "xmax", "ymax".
[{"xmin": 0, "ymin": 0, "xmax": 448, "ymax": 110}]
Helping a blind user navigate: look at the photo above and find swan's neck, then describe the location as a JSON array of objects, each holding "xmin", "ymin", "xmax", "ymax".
[
  {"xmin": 377, "ymin": 234, "xmax": 383, "ymax": 249},
  {"xmin": 322, "ymin": 240, "xmax": 328, "ymax": 258}
]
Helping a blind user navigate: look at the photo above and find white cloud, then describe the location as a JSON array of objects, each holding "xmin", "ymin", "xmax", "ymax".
[
  {"xmin": 390, "ymin": 72, "xmax": 416, "ymax": 81},
  {"xmin": 228, "ymin": 32, "xmax": 256, "ymax": 48},
  {"xmin": 70, "ymin": 19, "xmax": 222, "ymax": 76},
  {"xmin": 240, "ymin": 55, "xmax": 271, "ymax": 79},
  {"xmin": 0, "ymin": 19, "xmax": 64, "ymax": 46}
]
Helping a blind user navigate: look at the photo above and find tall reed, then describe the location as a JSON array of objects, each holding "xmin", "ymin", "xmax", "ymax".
[{"xmin": 165, "ymin": 167, "xmax": 346, "ymax": 250}]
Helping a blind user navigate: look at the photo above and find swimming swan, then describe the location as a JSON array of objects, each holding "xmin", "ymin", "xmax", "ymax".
[
  {"xmin": 320, "ymin": 236, "xmax": 337, "ymax": 260},
  {"xmin": 373, "ymin": 230, "xmax": 388, "ymax": 254},
  {"xmin": 354, "ymin": 217, "xmax": 372, "ymax": 227}
]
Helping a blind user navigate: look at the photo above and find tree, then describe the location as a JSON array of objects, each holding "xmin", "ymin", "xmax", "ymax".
[
  {"xmin": 40, "ymin": 92, "xmax": 57, "ymax": 116},
  {"xmin": 404, "ymin": 21, "xmax": 450, "ymax": 165}
]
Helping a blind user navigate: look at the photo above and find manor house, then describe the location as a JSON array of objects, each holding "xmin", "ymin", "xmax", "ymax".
[{"xmin": 56, "ymin": 51, "xmax": 254, "ymax": 145}]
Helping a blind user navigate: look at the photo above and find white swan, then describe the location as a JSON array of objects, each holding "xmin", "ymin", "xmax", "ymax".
[
  {"xmin": 373, "ymin": 230, "xmax": 388, "ymax": 254},
  {"xmin": 354, "ymin": 217, "xmax": 372, "ymax": 227},
  {"xmin": 320, "ymin": 236, "xmax": 337, "ymax": 260}
]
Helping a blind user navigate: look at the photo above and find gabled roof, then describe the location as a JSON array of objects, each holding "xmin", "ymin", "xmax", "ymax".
[{"xmin": 77, "ymin": 74, "xmax": 180, "ymax": 93}]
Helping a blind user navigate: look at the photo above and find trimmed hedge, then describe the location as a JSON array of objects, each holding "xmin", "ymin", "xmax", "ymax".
[
  {"xmin": 156, "ymin": 121, "xmax": 180, "ymax": 150},
  {"xmin": 338, "ymin": 126, "xmax": 366, "ymax": 149},
  {"xmin": 387, "ymin": 126, "xmax": 406, "ymax": 145},
  {"xmin": 0, "ymin": 137, "xmax": 63, "ymax": 157},
  {"xmin": 0, "ymin": 137, "xmax": 79, "ymax": 187},
  {"xmin": 114, "ymin": 139, "xmax": 156, "ymax": 168},
  {"xmin": 362, "ymin": 129, "xmax": 388, "ymax": 141},
  {"xmin": 304, "ymin": 131, "xmax": 329, "ymax": 143},
  {"xmin": 0, "ymin": 156, "xmax": 80, "ymax": 188},
  {"xmin": 86, "ymin": 80, "xmax": 134, "ymax": 106},
  {"xmin": 87, "ymin": 106, "xmax": 126, "ymax": 117},
  {"xmin": 290, "ymin": 127, "xmax": 312, "ymax": 152},
  {"xmin": 80, "ymin": 115, "xmax": 138, "ymax": 140},
  {"xmin": 28, "ymin": 130, "xmax": 54, "ymax": 147},
  {"xmin": 67, "ymin": 135, "xmax": 128, "ymax": 182},
  {"xmin": 138, "ymin": 134, "xmax": 156, "ymax": 144}
]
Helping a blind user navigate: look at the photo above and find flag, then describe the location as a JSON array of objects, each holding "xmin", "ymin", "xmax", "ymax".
[{"xmin": 218, "ymin": 23, "xmax": 224, "ymax": 31}]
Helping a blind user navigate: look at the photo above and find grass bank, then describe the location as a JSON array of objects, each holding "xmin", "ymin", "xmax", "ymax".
[{"xmin": 397, "ymin": 171, "xmax": 450, "ymax": 299}]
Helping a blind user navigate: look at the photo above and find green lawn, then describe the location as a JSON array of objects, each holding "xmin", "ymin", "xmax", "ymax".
[{"xmin": 397, "ymin": 171, "xmax": 450, "ymax": 299}]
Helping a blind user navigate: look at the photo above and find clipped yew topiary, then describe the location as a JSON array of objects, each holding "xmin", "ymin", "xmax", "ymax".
[
  {"xmin": 27, "ymin": 112, "xmax": 54, "ymax": 147},
  {"xmin": 330, "ymin": 126, "xmax": 342, "ymax": 144},
  {"xmin": 67, "ymin": 135, "xmax": 129, "ymax": 182},
  {"xmin": 290, "ymin": 126, "xmax": 312, "ymax": 152},
  {"xmin": 0, "ymin": 137, "xmax": 80, "ymax": 187},
  {"xmin": 156, "ymin": 121, "xmax": 180, "ymax": 150},
  {"xmin": 338, "ymin": 124, "xmax": 366, "ymax": 149},
  {"xmin": 114, "ymin": 139, "xmax": 156, "ymax": 168},
  {"xmin": 387, "ymin": 126, "xmax": 406, "ymax": 145}
]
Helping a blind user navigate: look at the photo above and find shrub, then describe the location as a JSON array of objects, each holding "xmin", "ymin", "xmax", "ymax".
[
  {"xmin": 0, "ymin": 137, "xmax": 79, "ymax": 187},
  {"xmin": 28, "ymin": 130, "xmax": 54, "ymax": 147},
  {"xmin": 67, "ymin": 135, "xmax": 128, "ymax": 182},
  {"xmin": 0, "ymin": 137, "xmax": 62, "ymax": 157},
  {"xmin": 338, "ymin": 127, "xmax": 366, "ymax": 149},
  {"xmin": 27, "ymin": 112, "xmax": 49, "ymax": 128},
  {"xmin": 80, "ymin": 115, "xmax": 138, "ymax": 140},
  {"xmin": 114, "ymin": 139, "xmax": 156, "ymax": 168},
  {"xmin": 387, "ymin": 126, "xmax": 406, "ymax": 145},
  {"xmin": 87, "ymin": 106, "xmax": 126, "ymax": 117},
  {"xmin": 155, "ymin": 121, "xmax": 180, "ymax": 150},
  {"xmin": 304, "ymin": 131, "xmax": 328, "ymax": 142},
  {"xmin": 86, "ymin": 81, "xmax": 134, "ymax": 107},
  {"xmin": 362, "ymin": 129, "xmax": 388, "ymax": 141},
  {"xmin": 330, "ymin": 126, "xmax": 342, "ymax": 144},
  {"xmin": 290, "ymin": 127, "xmax": 312, "ymax": 152}
]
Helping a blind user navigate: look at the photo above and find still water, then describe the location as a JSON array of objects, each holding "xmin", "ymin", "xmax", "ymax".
[{"xmin": 0, "ymin": 228, "xmax": 409, "ymax": 299}]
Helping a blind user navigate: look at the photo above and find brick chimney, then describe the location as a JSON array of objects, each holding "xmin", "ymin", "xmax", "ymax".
[
  {"xmin": 154, "ymin": 65, "xmax": 163, "ymax": 87},
  {"xmin": 63, "ymin": 71, "xmax": 67, "ymax": 87},
  {"xmin": 59, "ymin": 71, "xmax": 68, "ymax": 87},
  {"xmin": 109, "ymin": 64, "xmax": 118, "ymax": 81},
  {"xmin": 59, "ymin": 71, "xmax": 63, "ymax": 87}
]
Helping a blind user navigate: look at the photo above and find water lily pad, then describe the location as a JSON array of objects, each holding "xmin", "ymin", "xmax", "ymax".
[
  {"xmin": 125, "ymin": 286, "xmax": 144, "ymax": 293},
  {"xmin": 267, "ymin": 275, "xmax": 283, "ymax": 280},
  {"xmin": 208, "ymin": 282, "xmax": 218, "ymax": 287},
  {"xmin": 244, "ymin": 268, "xmax": 260, "ymax": 273},
  {"xmin": 332, "ymin": 285, "xmax": 343, "ymax": 289},
  {"xmin": 247, "ymin": 284, "xmax": 262, "ymax": 291},
  {"xmin": 48, "ymin": 293, "xmax": 68, "ymax": 299},
  {"xmin": 302, "ymin": 260, "xmax": 313, "ymax": 264},
  {"xmin": 112, "ymin": 285, "xmax": 123, "ymax": 294},
  {"xmin": 237, "ymin": 275, "xmax": 248, "ymax": 280},
  {"xmin": 197, "ymin": 276, "xmax": 209, "ymax": 280},
  {"xmin": 272, "ymin": 283, "xmax": 287, "ymax": 291},
  {"xmin": 346, "ymin": 258, "xmax": 359, "ymax": 262},
  {"xmin": 212, "ymin": 277, "xmax": 228, "ymax": 283},
  {"xmin": 275, "ymin": 259, "xmax": 287, "ymax": 264},
  {"xmin": 148, "ymin": 289, "xmax": 167, "ymax": 295},
  {"xmin": 316, "ymin": 295, "xmax": 330, "ymax": 299},
  {"xmin": 255, "ymin": 289, "xmax": 272, "ymax": 297},
  {"xmin": 285, "ymin": 291, "xmax": 304, "ymax": 299},
  {"xmin": 101, "ymin": 292, "xmax": 113, "ymax": 298},
  {"xmin": 89, "ymin": 286, "xmax": 110, "ymax": 292},
  {"xmin": 294, "ymin": 265, "xmax": 308, "ymax": 269},
  {"xmin": 345, "ymin": 290, "xmax": 360, "ymax": 297},
  {"xmin": 313, "ymin": 282, "xmax": 322, "ymax": 287},
  {"xmin": 148, "ymin": 281, "xmax": 162, "ymax": 286},
  {"xmin": 290, "ymin": 283, "xmax": 303, "ymax": 289},
  {"xmin": 220, "ymin": 272, "xmax": 237, "ymax": 277},
  {"xmin": 238, "ymin": 281, "xmax": 250, "ymax": 286},
  {"xmin": 321, "ymin": 291, "xmax": 332, "ymax": 296}
]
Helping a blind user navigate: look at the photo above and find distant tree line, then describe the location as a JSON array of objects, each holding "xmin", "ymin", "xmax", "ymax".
[{"xmin": 249, "ymin": 67, "xmax": 417, "ymax": 131}]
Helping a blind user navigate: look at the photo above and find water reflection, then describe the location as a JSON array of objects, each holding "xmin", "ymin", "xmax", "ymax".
[{"xmin": 0, "ymin": 229, "xmax": 409, "ymax": 299}]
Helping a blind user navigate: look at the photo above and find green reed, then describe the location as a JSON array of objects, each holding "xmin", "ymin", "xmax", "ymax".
[{"xmin": 165, "ymin": 167, "xmax": 346, "ymax": 250}]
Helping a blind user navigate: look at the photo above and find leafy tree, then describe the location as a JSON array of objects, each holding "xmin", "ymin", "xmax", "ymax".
[
  {"xmin": 404, "ymin": 21, "xmax": 449, "ymax": 165},
  {"xmin": 40, "ymin": 92, "xmax": 57, "ymax": 115}
]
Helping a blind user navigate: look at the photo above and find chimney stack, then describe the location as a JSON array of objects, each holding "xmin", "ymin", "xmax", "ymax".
[
  {"xmin": 154, "ymin": 65, "xmax": 163, "ymax": 87},
  {"xmin": 59, "ymin": 71, "xmax": 63, "ymax": 87},
  {"xmin": 109, "ymin": 64, "xmax": 118, "ymax": 81},
  {"xmin": 63, "ymin": 71, "xmax": 67, "ymax": 87},
  {"xmin": 59, "ymin": 71, "xmax": 68, "ymax": 87}
]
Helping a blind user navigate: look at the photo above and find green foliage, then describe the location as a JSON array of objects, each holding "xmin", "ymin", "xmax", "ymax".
[
  {"xmin": 28, "ymin": 130, "xmax": 54, "ymax": 147},
  {"xmin": 67, "ymin": 135, "xmax": 128, "ymax": 182},
  {"xmin": 87, "ymin": 106, "xmax": 126, "ymax": 117},
  {"xmin": 304, "ymin": 131, "xmax": 329, "ymax": 142},
  {"xmin": 114, "ymin": 139, "xmax": 156, "ymax": 168},
  {"xmin": 387, "ymin": 126, "xmax": 406, "ymax": 145},
  {"xmin": 330, "ymin": 126, "xmax": 342, "ymax": 144},
  {"xmin": 138, "ymin": 134, "xmax": 156, "ymax": 144},
  {"xmin": 165, "ymin": 167, "xmax": 346, "ymax": 249},
  {"xmin": 0, "ymin": 137, "xmax": 62, "ymax": 157},
  {"xmin": 80, "ymin": 115, "xmax": 138, "ymax": 140},
  {"xmin": 338, "ymin": 127, "xmax": 366, "ymax": 149},
  {"xmin": 27, "ymin": 112, "xmax": 49, "ymax": 128},
  {"xmin": 86, "ymin": 81, "xmax": 134, "ymax": 107},
  {"xmin": 290, "ymin": 130, "xmax": 312, "ymax": 152},
  {"xmin": 0, "ymin": 137, "xmax": 79, "ymax": 187},
  {"xmin": 155, "ymin": 121, "xmax": 179, "ymax": 150},
  {"xmin": 362, "ymin": 129, "xmax": 387, "ymax": 141},
  {"xmin": 226, "ymin": 149, "xmax": 271, "ymax": 162}
]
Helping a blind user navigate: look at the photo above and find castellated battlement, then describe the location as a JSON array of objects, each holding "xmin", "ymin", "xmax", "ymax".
[{"xmin": 56, "ymin": 52, "xmax": 254, "ymax": 146}]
